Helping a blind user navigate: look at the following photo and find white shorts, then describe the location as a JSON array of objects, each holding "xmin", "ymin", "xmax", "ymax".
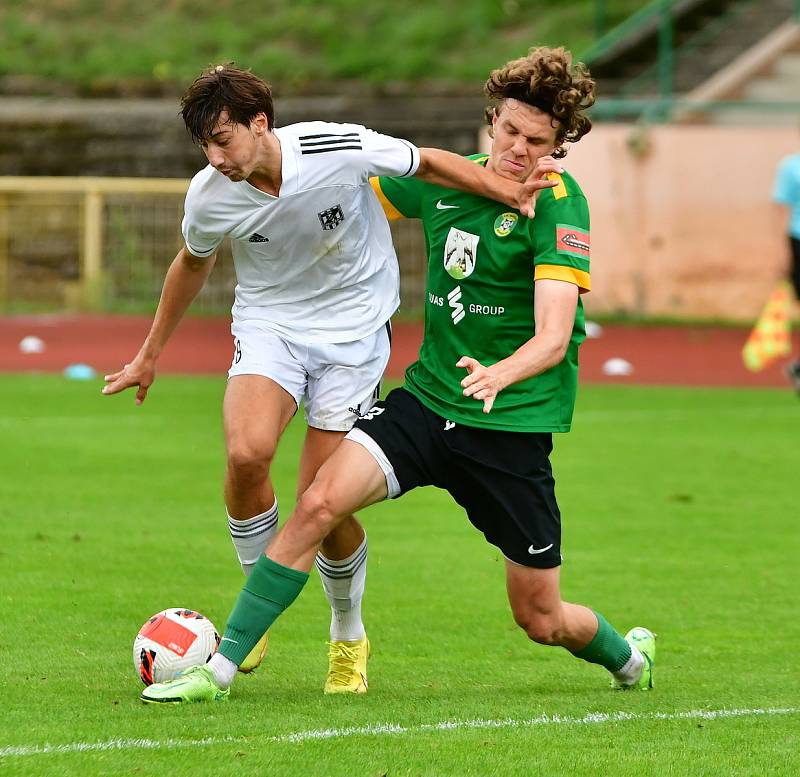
[{"xmin": 228, "ymin": 320, "xmax": 392, "ymax": 432}]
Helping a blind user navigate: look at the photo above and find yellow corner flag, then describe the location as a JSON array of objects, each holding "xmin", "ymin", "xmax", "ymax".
[{"xmin": 742, "ymin": 281, "xmax": 793, "ymax": 371}]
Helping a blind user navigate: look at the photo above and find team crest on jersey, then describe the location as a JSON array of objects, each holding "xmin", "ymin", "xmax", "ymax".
[
  {"xmin": 318, "ymin": 205, "xmax": 345, "ymax": 231},
  {"xmin": 443, "ymin": 227, "xmax": 479, "ymax": 280},
  {"xmin": 493, "ymin": 212, "xmax": 518, "ymax": 237}
]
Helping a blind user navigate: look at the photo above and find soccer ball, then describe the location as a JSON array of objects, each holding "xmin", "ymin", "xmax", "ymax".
[{"xmin": 133, "ymin": 608, "xmax": 220, "ymax": 686}]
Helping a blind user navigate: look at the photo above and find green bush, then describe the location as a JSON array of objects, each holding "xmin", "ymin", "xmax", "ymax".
[{"xmin": 0, "ymin": 0, "xmax": 643, "ymax": 92}]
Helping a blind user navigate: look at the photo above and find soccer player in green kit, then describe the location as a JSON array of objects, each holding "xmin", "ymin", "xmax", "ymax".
[{"xmin": 141, "ymin": 46, "xmax": 656, "ymax": 704}]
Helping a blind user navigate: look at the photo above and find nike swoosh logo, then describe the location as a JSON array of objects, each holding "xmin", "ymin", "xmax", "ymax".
[
  {"xmin": 220, "ymin": 637, "xmax": 239, "ymax": 644},
  {"xmin": 436, "ymin": 200, "xmax": 459, "ymax": 210},
  {"xmin": 528, "ymin": 543, "xmax": 554, "ymax": 555}
]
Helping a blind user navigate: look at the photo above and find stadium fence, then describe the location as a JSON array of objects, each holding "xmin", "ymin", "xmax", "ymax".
[{"xmin": 0, "ymin": 177, "xmax": 427, "ymax": 315}]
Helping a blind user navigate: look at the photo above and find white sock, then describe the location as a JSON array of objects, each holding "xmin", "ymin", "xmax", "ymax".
[
  {"xmin": 227, "ymin": 499, "xmax": 278, "ymax": 576},
  {"xmin": 612, "ymin": 645, "xmax": 645, "ymax": 685},
  {"xmin": 207, "ymin": 652, "xmax": 238, "ymax": 690},
  {"xmin": 315, "ymin": 534, "xmax": 367, "ymax": 642}
]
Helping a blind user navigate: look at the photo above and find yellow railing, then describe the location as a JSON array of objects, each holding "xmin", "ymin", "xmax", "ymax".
[
  {"xmin": 0, "ymin": 177, "xmax": 189, "ymax": 310},
  {"xmin": 0, "ymin": 176, "xmax": 427, "ymax": 315}
]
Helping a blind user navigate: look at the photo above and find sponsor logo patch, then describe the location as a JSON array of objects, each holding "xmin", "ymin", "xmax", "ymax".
[
  {"xmin": 556, "ymin": 225, "xmax": 590, "ymax": 259},
  {"xmin": 448, "ymin": 286, "xmax": 465, "ymax": 324},
  {"xmin": 493, "ymin": 212, "xmax": 518, "ymax": 237}
]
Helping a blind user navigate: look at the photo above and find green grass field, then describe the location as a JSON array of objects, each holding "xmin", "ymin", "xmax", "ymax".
[{"xmin": 1, "ymin": 374, "xmax": 798, "ymax": 776}]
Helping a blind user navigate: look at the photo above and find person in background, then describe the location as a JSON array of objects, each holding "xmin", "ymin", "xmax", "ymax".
[{"xmin": 773, "ymin": 145, "xmax": 800, "ymax": 392}]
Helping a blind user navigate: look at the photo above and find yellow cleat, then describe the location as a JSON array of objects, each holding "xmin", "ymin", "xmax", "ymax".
[
  {"xmin": 324, "ymin": 635, "xmax": 370, "ymax": 694},
  {"xmin": 237, "ymin": 631, "xmax": 269, "ymax": 674}
]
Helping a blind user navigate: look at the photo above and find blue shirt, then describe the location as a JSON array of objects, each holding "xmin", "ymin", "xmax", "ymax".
[{"xmin": 773, "ymin": 153, "xmax": 800, "ymax": 239}]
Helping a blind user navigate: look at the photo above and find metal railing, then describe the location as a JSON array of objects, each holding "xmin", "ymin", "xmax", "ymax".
[
  {"xmin": 0, "ymin": 176, "xmax": 187, "ymax": 310},
  {"xmin": 584, "ymin": 0, "xmax": 800, "ymax": 119},
  {"xmin": 584, "ymin": 0, "xmax": 678, "ymax": 66},
  {"xmin": 589, "ymin": 97, "xmax": 800, "ymax": 122}
]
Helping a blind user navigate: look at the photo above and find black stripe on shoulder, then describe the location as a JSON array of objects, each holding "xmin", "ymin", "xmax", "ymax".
[
  {"xmin": 301, "ymin": 145, "xmax": 363, "ymax": 155},
  {"xmin": 299, "ymin": 132, "xmax": 360, "ymax": 141},
  {"xmin": 300, "ymin": 138, "xmax": 364, "ymax": 149}
]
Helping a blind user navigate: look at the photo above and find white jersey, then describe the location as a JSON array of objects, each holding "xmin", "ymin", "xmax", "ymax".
[{"xmin": 181, "ymin": 121, "xmax": 420, "ymax": 343}]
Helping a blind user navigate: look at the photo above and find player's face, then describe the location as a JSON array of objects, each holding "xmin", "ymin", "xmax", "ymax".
[
  {"xmin": 487, "ymin": 100, "xmax": 560, "ymax": 182},
  {"xmin": 200, "ymin": 111, "xmax": 266, "ymax": 181}
]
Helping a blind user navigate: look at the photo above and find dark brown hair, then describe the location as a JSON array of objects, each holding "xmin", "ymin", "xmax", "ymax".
[
  {"xmin": 180, "ymin": 65, "xmax": 275, "ymax": 144},
  {"xmin": 484, "ymin": 47, "xmax": 595, "ymax": 158}
]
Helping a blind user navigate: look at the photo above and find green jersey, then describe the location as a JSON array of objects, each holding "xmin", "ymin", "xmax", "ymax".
[{"xmin": 375, "ymin": 155, "xmax": 591, "ymax": 432}]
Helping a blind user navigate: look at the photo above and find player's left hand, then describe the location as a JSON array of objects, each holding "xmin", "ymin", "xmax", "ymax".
[{"xmin": 457, "ymin": 356, "xmax": 504, "ymax": 414}]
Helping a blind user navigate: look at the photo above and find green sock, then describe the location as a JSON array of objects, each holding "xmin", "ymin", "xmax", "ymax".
[
  {"xmin": 218, "ymin": 555, "xmax": 309, "ymax": 666},
  {"xmin": 571, "ymin": 611, "xmax": 631, "ymax": 672}
]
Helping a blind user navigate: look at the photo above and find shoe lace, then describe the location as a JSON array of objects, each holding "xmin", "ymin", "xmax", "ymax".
[
  {"xmin": 175, "ymin": 665, "xmax": 211, "ymax": 682},
  {"xmin": 326, "ymin": 641, "xmax": 359, "ymax": 686}
]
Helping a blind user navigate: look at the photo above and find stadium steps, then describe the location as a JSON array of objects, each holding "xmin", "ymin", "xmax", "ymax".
[
  {"xmin": 680, "ymin": 18, "xmax": 800, "ymax": 124},
  {"xmin": 587, "ymin": 0, "xmax": 798, "ymax": 97}
]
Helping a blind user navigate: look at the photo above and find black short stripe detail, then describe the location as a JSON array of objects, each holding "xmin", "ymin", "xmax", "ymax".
[
  {"xmin": 299, "ymin": 132, "xmax": 360, "ymax": 141},
  {"xmin": 400, "ymin": 139, "xmax": 417, "ymax": 177},
  {"xmin": 301, "ymin": 145, "xmax": 363, "ymax": 155},
  {"xmin": 372, "ymin": 320, "xmax": 392, "ymax": 400}
]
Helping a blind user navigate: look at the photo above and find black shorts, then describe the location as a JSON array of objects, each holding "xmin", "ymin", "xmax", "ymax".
[
  {"xmin": 351, "ymin": 388, "xmax": 561, "ymax": 568},
  {"xmin": 789, "ymin": 237, "xmax": 800, "ymax": 300}
]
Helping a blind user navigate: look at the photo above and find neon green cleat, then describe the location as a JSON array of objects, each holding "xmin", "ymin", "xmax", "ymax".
[
  {"xmin": 238, "ymin": 631, "xmax": 269, "ymax": 674},
  {"xmin": 324, "ymin": 635, "xmax": 370, "ymax": 694},
  {"xmin": 140, "ymin": 665, "xmax": 230, "ymax": 704},
  {"xmin": 613, "ymin": 627, "xmax": 656, "ymax": 690}
]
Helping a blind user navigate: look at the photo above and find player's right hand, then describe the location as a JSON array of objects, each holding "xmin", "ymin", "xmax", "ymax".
[
  {"xmin": 102, "ymin": 359, "xmax": 156, "ymax": 405},
  {"xmin": 518, "ymin": 156, "xmax": 564, "ymax": 218}
]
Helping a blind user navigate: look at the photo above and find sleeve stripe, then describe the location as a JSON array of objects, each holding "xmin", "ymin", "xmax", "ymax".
[
  {"xmin": 545, "ymin": 172, "xmax": 568, "ymax": 199},
  {"xmin": 370, "ymin": 177, "xmax": 406, "ymax": 221},
  {"xmin": 534, "ymin": 264, "xmax": 591, "ymax": 292}
]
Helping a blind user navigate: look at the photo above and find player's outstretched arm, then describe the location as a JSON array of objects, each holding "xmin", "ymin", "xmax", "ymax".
[
  {"xmin": 416, "ymin": 148, "xmax": 558, "ymax": 218},
  {"xmin": 102, "ymin": 245, "xmax": 215, "ymax": 405},
  {"xmin": 458, "ymin": 279, "xmax": 578, "ymax": 413}
]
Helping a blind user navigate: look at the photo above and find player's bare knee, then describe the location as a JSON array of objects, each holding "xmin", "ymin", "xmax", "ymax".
[
  {"xmin": 226, "ymin": 440, "xmax": 277, "ymax": 482},
  {"xmin": 295, "ymin": 483, "xmax": 339, "ymax": 537}
]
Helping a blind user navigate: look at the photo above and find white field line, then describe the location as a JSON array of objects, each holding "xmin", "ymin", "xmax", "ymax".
[{"xmin": 1, "ymin": 707, "xmax": 797, "ymax": 758}]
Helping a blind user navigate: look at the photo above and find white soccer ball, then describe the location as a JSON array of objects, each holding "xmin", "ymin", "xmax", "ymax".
[{"xmin": 133, "ymin": 608, "xmax": 220, "ymax": 686}]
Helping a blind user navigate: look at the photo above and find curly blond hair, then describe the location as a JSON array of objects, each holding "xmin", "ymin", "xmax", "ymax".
[{"xmin": 484, "ymin": 47, "xmax": 595, "ymax": 158}]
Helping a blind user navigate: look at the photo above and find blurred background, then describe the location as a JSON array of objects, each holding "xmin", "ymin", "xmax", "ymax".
[{"xmin": 1, "ymin": 0, "xmax": 799, "ymax": 323}]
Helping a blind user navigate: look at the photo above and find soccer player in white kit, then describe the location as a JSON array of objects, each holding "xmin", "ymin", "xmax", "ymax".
[{"xmin": 103, "ymin": 65, "xmax": 549, "ymax": 693}]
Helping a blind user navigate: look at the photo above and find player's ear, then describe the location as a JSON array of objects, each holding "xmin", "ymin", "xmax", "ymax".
[
  {"xmin": 489, "ymin": 107, "xmax": 498, "ymax": 138},
  {"xmin": 252, "ymin": 112, "xmax": 269, "ymax": 136}
]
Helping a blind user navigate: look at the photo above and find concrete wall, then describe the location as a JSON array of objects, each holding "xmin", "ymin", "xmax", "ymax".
[
  {"xmin": 0, "ymin": 96, "xmax": 485, "ymax": 178},
  {"xmin": 485, "ymin": 124, "xmax": 799, "ymax": 320}
]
